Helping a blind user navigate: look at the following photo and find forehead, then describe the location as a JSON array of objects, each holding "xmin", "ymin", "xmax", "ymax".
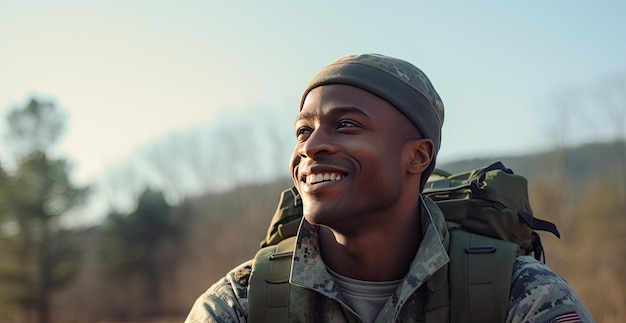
[{"xmin": 299, "ymin": 84, "xmax": 404, "ymax": 121}]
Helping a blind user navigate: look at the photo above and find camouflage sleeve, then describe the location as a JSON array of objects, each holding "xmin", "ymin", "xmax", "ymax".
[
  {"xmin": 506, "ymin": 256, "xmax": 594, "ymax": 323},
  {"xmin": 184, "ymin": 260, "xmax": 252, "ymax": 323}
]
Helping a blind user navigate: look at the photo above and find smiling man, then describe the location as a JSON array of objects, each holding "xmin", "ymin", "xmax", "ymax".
[{"xmin": 185, "ymin": 54, "xmax": 592, "ymax": 323}]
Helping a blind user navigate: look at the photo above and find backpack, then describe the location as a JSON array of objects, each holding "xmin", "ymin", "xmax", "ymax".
[{"xmin": 248, "ymin": 161, "xmax": 561, "ymax": 322}]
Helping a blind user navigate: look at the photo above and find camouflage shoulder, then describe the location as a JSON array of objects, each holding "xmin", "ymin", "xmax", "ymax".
[
  {"xmin": 184, "ymin": 260, "xmax": 253, "ymax": 323},
  {"xmin": 506, "ymin": 256, "xmax": 594, "ymax": 323}
]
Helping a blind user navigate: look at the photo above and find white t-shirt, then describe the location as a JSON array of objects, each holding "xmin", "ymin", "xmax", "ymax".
[{"xmin": 327, "ymin": 267, "xmax": 402, "ymax": 323}]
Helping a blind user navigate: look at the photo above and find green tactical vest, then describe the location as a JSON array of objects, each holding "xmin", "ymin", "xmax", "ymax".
[{"xmin": 248, "ymin": 162, "xmax": 560, "ymax": 322}]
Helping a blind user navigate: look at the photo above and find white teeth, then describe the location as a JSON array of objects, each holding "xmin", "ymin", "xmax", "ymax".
[{"xmin": 306, "ymin": 172, "xmax": 344, "ymax": 184}]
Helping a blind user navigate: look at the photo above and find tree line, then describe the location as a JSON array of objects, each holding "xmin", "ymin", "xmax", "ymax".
[
  {"xmin": 0, "ymin": 73, "xmax": 624, "ymax": 322},
  {"xmin": 0, "ymin": 99, "xmax": 187, "ymax": 322}
]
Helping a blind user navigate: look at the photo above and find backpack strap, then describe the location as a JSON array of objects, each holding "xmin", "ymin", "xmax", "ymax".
[
  {"xmin": 248, "ymin": 236, "xmax": 311, "ymax": 322},
  {"xmin": 447, "ymin": 229, "xmax": 519, "ymax": 322}
]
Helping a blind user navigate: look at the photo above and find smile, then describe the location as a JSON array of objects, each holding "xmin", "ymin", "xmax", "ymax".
[{"xmin": 305, "ymin": 172, "xmax": 345, "ymax": 184}]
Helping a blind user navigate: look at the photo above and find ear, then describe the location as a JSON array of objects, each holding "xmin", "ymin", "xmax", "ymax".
[{"xmin": 405, "ymin": 138, "xmax": 435, "ymax": 175}]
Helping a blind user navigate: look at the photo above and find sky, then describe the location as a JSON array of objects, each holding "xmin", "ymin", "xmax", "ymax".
[{"xmin": 1, "ymin": 1, "xmax": 626, "ymax": 222}]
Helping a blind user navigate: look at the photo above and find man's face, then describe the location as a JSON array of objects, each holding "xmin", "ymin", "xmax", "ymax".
[{"xmin": 290, "ymin": 84, "xmax": 415, "ymax": 231}]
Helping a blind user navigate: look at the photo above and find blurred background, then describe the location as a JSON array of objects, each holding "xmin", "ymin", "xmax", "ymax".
[{"xmin": 1, "ymin": 1, "xmax": 625, "ymax": 322}]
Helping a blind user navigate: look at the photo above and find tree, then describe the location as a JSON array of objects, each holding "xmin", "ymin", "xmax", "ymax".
[
  {"xmin": 594, "ymin": 76, "xmax": 626, "ymax": 206},
  {"xmin": 4, "ymin": 98, "xmax": 65, "ymax": 160},
  {"xmin": 546, "ymin": 87, "xmax": 582, "ymax": 236},
  {"xmin": 100, "ymin": 188, "xmax": 182, "ymax": 319},
  {"xmin": 0, "ymin": 98, "xmax": 88, "ymax": 323}
]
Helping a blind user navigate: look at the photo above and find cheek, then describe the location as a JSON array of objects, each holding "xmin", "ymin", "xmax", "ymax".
[
  {"xmin": 357, "ymin": 138, "xmax": 401, "ymax": 167},
  {"xmin": 357, "ymin": 142, "xmax": 404, "ymax": 190}
]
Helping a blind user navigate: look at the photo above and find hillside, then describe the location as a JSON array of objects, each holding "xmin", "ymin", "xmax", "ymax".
[{"xmin": 48, "ymin": 140, "xmax": 624, "ymax": 323}]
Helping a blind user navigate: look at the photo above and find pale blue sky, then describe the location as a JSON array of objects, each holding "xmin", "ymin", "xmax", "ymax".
[{"xmin": 2, "ymin": 1, "xmax": 626, "ymax": 187}]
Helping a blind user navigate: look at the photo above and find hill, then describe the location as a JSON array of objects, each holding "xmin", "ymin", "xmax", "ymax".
[{"xmin": 49, "ymin": 139, "xmax": 624, "ymax": 322}]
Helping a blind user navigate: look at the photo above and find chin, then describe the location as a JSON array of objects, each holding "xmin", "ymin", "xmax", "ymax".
[
  {"xmin": 303, "ymin": 206, "xmax": 334, "ymax": 227},
  {"xmin": 303, "ymin": 205, "xmax": 348, "ymax": 230}
]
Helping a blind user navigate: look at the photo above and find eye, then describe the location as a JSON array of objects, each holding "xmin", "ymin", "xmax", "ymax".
[
  {"xmin": 336, "ymin": 120, "xmax": 358, "ymax": 129},
  {"xmin": 296, "ymin": 126, "xmax": 312, "ymax": 141}
]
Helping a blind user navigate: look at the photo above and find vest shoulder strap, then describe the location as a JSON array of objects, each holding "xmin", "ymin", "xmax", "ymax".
[
  {"xmin": 248, "ymin": 236, "xmax": 300, "ymax": 323},
  {"xmin": 429, "ymin": 229, "xmax": 518, "ymax": 323}
]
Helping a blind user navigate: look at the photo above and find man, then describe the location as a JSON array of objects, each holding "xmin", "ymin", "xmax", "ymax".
[{"xmin": 185, "ymin": 54, "xmax": 592, "ymax": 322}]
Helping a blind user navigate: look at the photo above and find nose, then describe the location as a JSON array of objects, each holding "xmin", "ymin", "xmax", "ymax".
[{"xmin": 297, "ymin": 128, "xmax": 337, "ymax": 158}]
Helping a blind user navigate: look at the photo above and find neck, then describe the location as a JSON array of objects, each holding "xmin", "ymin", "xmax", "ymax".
[{"xmin": 319, "ymin": 200, "xmax": 423, "ymax": 281}]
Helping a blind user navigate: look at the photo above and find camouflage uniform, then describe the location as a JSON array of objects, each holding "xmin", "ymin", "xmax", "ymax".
[{"xmin": 185, "ymin": 202, "xmax": 592, "ymax": 323}]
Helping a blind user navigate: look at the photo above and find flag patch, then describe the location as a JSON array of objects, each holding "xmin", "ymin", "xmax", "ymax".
[{"xmin": 553, "ymin": 311, "xmax": 582, "ymax": 323}]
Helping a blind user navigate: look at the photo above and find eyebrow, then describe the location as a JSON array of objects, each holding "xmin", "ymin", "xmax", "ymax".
[{"xmin": 295, "ymin": 106, "xmax": 371, "ymax": 124}]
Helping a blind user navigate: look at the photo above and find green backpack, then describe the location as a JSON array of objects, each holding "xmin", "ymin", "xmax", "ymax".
[{"xmin": 248, "ymin": 161, "xmax": 560, "ymax": 322}]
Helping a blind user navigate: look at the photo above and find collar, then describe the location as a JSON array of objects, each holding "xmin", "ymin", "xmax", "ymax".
[{"xmin": 289, "ymin": 196, "xmax": 450, "ymax": 320}]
